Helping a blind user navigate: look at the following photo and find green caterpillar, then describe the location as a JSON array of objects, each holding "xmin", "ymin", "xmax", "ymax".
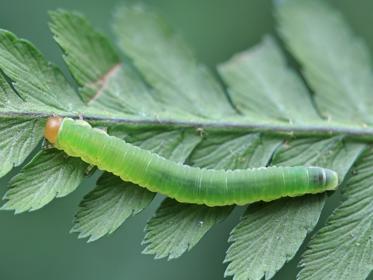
[{"xmin": 44, "ymin": 117, "xmax": 338, "ymax": 206}]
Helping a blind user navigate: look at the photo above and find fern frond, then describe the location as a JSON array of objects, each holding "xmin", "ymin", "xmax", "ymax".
[{"xmin": 0, "ymin": 1, "xmax": 372, "ymax": 279}]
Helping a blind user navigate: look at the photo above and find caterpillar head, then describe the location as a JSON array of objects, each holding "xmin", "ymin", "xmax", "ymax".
[{"xmin": 44, "ymin": 116, "xmax": 63, "ymax": 144}]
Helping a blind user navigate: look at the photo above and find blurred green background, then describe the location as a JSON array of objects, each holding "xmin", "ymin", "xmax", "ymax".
[{"xmin": 0, "ymin": 0, "xmax": 372, "ymax": 279}]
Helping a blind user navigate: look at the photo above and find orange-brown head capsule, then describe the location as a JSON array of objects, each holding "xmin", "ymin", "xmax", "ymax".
[{"xmin": 44, "ymin": 116, "xmax": 63, "ymax": 144}]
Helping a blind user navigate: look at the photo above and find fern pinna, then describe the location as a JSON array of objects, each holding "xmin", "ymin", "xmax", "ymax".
[{"xmin": 0, "ymin": 1, "xmax": 372, "ymax": 280}]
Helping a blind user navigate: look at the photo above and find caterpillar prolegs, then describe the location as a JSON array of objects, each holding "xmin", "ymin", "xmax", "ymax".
[{"xmin": 44, "ymin": 117, "xmax": 338, "ymax": 206}]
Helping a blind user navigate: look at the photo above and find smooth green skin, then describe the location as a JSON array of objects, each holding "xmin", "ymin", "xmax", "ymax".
[{"xmin": 53, "ymin": 118, "xmax": 339, "ymax": 206}]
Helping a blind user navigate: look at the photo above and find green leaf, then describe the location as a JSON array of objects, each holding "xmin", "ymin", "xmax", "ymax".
[
  {"xmin": 219, "ymin": 35, "xmax": 366, "ymax": 279},
  {"xmin": 276, "ymin": 0, "xmax": 373, "ymax": 125},
  {"xmin": 224, "ymin": 138, "xmax": 364, "ymax": 280},
  {"xmin": 113, "ymin": 4, "xmax": 235, "ymax": 118},
  {"xmin": 0, "ymin": 72, "xmax": 8, "ymax": 106},
  {"xmin": 0, "ymin": 71, "xmax": 33, "ymax": 109},
  {"xmin": 2, "ymin": 149, "xmax": 88, "ymax": 213},
  {"xmin": 0, "ymin": 117, "xmax": 44, "ymax": 177},
  {"xmin": 218, "ymin": 36, "xmax": 319, "ymax": 123},
  {"xmin": 71, "ymin": 172, "xmax": 155, "ymax": 242},
  {"xmin": 50, "ymin": 10, "xmax": 161, "ymax": 116},
  {"xmin": 298, "ymin": 147, "xmax": 373, "ymax": 280},
  {"xmin": 277, "ymin": 0, "xmax": 373, "ymax": 278},
  {"xmin": 188, "ymin": 133, "xmax": 281, "ymax": 169},
  {"xmin": 142, "ymin": 199, "xmax": 231, "ymax": 260},
  {"xmin": 0, "ymin": 73, "xmax": 45, "ymax": 177},
  {"xmin": 0, "ymin": 29, "xmax": 82, "ymax": 112},
  {"xmin": 49, "ymin": 10, "xmax": 120, "ymax": 103},
  {"xmin": 226, "ymin": 196, "xmax": 323, "ymax": 280}
]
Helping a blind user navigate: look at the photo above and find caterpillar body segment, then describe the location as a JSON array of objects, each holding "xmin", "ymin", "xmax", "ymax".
[{"xmin": 44, "ymin": 117, "xmax": 339, "ymax": 206}]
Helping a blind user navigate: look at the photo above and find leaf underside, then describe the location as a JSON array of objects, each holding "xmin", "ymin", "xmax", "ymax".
[{"xmin": 0, "ymin": 1, "xmax": 372, "ymax": 280}]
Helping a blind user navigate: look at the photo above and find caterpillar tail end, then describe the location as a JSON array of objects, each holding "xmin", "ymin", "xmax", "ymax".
[
  {"xmin": 44, "ymin": 116, "xmax": 63, "ymax": 144},
  {"xmin": 324, "ymin": 169, "xmax": 339, "ymax": 191}
]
